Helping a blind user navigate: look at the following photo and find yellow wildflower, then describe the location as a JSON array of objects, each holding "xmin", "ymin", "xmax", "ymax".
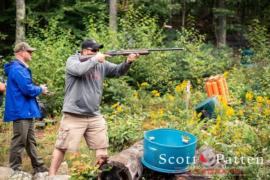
[
  {"xmin": 226, "ymin": 106, "xmax": 235, "ymax": 117},
  {"xmin": 111, "ymin": 102, "xmax": 120, "ymax": 108},
  {"xmin": 175, "ymin": 84, "xmax": 182, "ymax": 92},
  {"xmin": 263, "ymin": 109, "xmax": 270, "ymax": 116},
  {"xmin": 175, "ymin": 80, "xmax": 188, "ymax": 93},
  {"xmin": 150, "ymin": 111, "xmax": 157, "ymax": 119},
  {"xmin": 181, "ymin": 80, "xmax": 188, "ymax": 88},
  {"xmin": 116, "ymin": 105, "xmax": 123, "ymax": 112},
  {"xmin": 223, "ymin": 71, "xmax": 229, "ymax": 79},
  {"xmin": 167, "ymin": 94, "xmax": 175, "ymax": 102},
  {"xmin": 197, "ymin": 112, "xmax": 203, "ymax": 118},
  {"xmin": 158, "ymin": 109, "xmax": 164, "ymax": 116},
  {"xmin": 140, "ymin": 82, "xmax": 149, "ymax": 88},
  {"xmin": 133, "ymin": 92, "xmax": 139, "ymax": 98},
  {"xmin": 151, "ymin": 90, "xmax": 160, "ymax": 97},
  {"xmin": 245, "ymin": 92, "xmax": 253, "ymax": 101},
  {"xmin": 111, "ymin": 102, "xmax": 123, "ymax": 113},
  {"xmin": 238, "ymin": 110, "xmax": 244, "ymax": 116},
  {"xmin": 256, "ymin": 96, "xmax": 264, "ymax": 103},
  {"xmin": 266, "ymin": 99, "xmax": 270, "ymax": 105}
]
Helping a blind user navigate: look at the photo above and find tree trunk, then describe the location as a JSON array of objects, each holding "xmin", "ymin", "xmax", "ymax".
[
  {"xmin": 16, "ymin": 0, "xmax": 25, "ymax": 43},
  {"xmin": 109, "ymin": 0, "xmax": 117, "ymax": 32},
  {"xmin": 181, "ymin": 0, "xmax": 186, "ymax": 27},
  {"xmin": 0, "ymin": 0, "xmax": 5, "ymax": 12},
  {"xmin": 214, "ymin": 0, "xmax": 226, "ymax": 48}
]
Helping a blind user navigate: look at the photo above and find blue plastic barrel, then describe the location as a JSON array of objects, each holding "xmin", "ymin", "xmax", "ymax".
[{"xmin": 141, "ymin": 128, "xmax": 197, "ymax": 173}]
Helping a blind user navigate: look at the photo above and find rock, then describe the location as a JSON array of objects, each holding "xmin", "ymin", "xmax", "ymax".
[
  {"xmin": 33, "ymin": 172, "xmax": 50, "ymax": 180},
  {"xmin": 57, "ymin": 161, "xmax": 69, "ymax": 175},
  {"xmin": 0, "ymin": 167, "xmax": 14, "ymax": 180},
  {"xmin": 196, "ymin": 146, "xmax": 225, "ymax": 168},
  {"xmin": 45, "ymin": 175, "xmax": 70, "ymax": 180},
  {"xmin": 8, "ymin": 170, "xmax": 32, "ymax": 180}
]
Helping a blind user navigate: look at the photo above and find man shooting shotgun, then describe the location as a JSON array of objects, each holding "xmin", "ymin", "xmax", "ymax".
[{"xmin": 49, "ymin": 39, "xmax": 140, "ymax": 175}]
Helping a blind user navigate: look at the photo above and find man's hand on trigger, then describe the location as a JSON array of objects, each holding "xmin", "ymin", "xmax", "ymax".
[
  {"xmin": 94, "ymin": 52, "xmax": 111, "ymax": 63},
  {"xmin": 127, "ymin": 53, "xmax": 140, "ymax": 63},
  {"xmin": 40, "ymin": 84, "xmax": 48, "ymax": 95}
]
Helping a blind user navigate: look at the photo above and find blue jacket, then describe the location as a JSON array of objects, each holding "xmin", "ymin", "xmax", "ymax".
[{"xmin": 4, "ymin": 60, "xmax": 42, "ymax": 122}]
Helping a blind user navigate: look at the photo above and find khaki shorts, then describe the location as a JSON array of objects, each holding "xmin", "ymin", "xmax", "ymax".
[{"xmin": 55, "ymin": 113, "xmax": 109, "ymax": 152}]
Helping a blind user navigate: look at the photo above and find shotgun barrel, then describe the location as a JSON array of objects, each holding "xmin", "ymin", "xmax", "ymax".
[{"xmin": 106, "ymin": 48, "xmax": 184, "ymax": 56}]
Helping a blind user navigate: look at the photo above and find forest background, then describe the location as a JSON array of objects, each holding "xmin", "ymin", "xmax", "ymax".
[{"xmin": 0, "ymin": 0, "xmax": 270, "ymax": 179}]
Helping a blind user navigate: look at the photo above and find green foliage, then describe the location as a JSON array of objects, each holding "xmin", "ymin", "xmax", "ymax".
[
  {"xmin": 229, "ymin": 19, "xmax": 270, "ymax": 98},
  {"xmin": 0, "ymin": 2, "xmax": 270, "ymax": 179},
  {"xmin": 69, "ymin": 154, "xmax": 99, "ymax": 180},
  {"xmin": 107, "ymin": 114, "xmax": 143, "ymax": 152},
  {"xmin": 28, "ymin": 17, "xmax": 76, "ymax": 115},
  {"xmin": 102, "ymin": 78, "xmax": 135, "ymax": 103},
  {"xmin": 27, "ymin": 0, "xmax": 107, "ymax": 39},
  {"xmin": 245, "ymin": 19, "xmax": 270, "ymax": 64},
  {"xmin": 0, "ymin": 32, "xmax": 7, "ymax": 40},
  {"xmin": 173, "ymin": 28, "xmax": 232, "ymax": 85},
  {"xmin": 131, "ymin": 0, "xmax": 181, "ymax": 19}
]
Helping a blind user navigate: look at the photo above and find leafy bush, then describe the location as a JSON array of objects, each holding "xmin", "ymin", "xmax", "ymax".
[
  {"xmin": 245, "ymin": 19, "xmax": 270, "ymax": 64},
  {"xmin": 28, "ymin": 17, "xmax": 76, "ymax": 115},
  {"xmin": 233, "ymin": 19, "xmax": 270, "ymax": 97},
  {"xmin": 173, "ymin": 28, "xmax": 232, "ymax": 85}
]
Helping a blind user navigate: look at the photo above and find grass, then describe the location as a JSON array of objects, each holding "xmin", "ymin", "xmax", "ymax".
[{"xmin": 0, "ymin": 117, "xmax": 97, "ymax": 174}]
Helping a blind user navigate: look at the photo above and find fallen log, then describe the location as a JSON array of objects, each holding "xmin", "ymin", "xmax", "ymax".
[
  {"xmin": 99, "ymin": 141, "xmax": 144, "ymax": 180},
  {"xmin": 99, "ymin": 142, "xmax": 227, "ymax": 180}
]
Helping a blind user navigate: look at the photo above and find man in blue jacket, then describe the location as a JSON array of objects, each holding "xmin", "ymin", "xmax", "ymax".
[{"xmin": 4, "ymin": 42, "xmax": 48, "ymax": 177}]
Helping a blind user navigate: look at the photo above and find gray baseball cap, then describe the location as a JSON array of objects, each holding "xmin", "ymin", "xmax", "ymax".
[{"xmin": 14, "ymin": 42, "xmax": 37, "ymax": 53}]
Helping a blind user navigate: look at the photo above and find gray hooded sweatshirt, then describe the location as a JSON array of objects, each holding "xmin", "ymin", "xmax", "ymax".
[{"xmin": 62, "ymin": 52, "xmax": 132, "ymax": 116}]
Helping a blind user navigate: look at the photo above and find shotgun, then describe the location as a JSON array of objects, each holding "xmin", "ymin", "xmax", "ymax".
[
  {"xmin": 106, "ymin": 48, "xmax": 184, "ymax": 56},
  {"xmin": 80, "ymin": 48, "xmax": 184, "ymax": 62}
]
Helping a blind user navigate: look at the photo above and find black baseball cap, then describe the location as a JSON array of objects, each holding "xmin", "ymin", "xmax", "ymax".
[{"xmin": 81, "ymin": 39, "xmax": 104, "ymax": 50}]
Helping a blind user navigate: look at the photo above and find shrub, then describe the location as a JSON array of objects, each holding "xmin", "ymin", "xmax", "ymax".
[{"xmin": 28, "ymin": 17, "xmax": 77, "ymax": 115}]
